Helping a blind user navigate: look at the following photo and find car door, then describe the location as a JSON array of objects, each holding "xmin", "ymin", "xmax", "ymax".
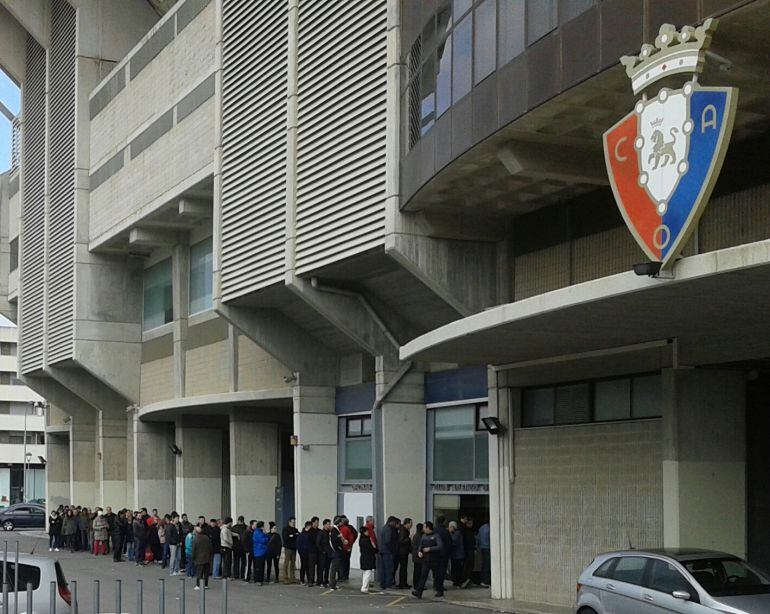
[
  {"xmin": 600, "ymin": 556, "xmax": 651, "ymax": 613},
  {"xmin": 12, "ymin": 507, "xmax": 30, "ymax": 529},
  {"xmin": 30, "ymin": 506, "xmax": 45, "ymax": 529},
  {"xmin": 642, "ymin": 558, "xmax": 713, "ymax": 613}
]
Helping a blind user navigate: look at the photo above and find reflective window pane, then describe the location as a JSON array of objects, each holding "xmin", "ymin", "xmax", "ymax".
[
  {"xmin": 345, "ymin": 439, "xmax": 372, "ymax": 480},
  {"xmin": 555, "ymin": 383, "xmax": 590, "ymax": 424},
  {"xmin": 632, "ymin": 375, "xmax": 662, "ymax": 418},
  {"xmin": 436, "ymin": 34, "xmax": 452, "ymax": 117},
  {"xmin": 346, "ymin": 417, "xmax": 362, "ymax": 437},
  {"xmin": 473, "ymin": 0, "xmax": 497, "ymax": 84},
  {"xmin": 594, "ymin": 378, "xmax": 631, "ymax": 422},
  {"xmin": 434, "ymin": 406, "xmax": 475, "ymax": 481},
  {"xmin": 189, "ymin": 237, "xmax": 213, "ymax": 315},
  {"xmin": 527, "ymin": 0, "xmax": 557, "ymax": 44},
  {"xmin": 420, "ymin": 55, "xmax": 436, "ymax": 134},
  {"xmin": 560, "ymin": 0, "xmax": 595, "ymax": 24},
  {"xmin": 474, "ymin": 432, "xmax": 489, "ymax": 480},
  {"xmin": 522, "ymin": 387, "xmax": 554, "ymax": 426},
  {"xmin": 143, "ymin": 258, "xmax": 173, "ymax": 330},
  {"xmin": 361, "ymin": 417, "xmax": 372, "ymax": 436},
  {"xmin": 498, "ymin": 0, "xmax": 526, "ymax": 65},
  {"xmin": 452, "ymin": 14, "xmax": 472, "ymax": 103},
  {"xmin": 453, "ymin": 0, "xmax": 472, "ymax": 19}
]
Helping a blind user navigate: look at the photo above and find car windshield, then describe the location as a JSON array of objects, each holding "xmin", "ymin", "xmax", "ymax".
[{"xmin": 685, "ymin": 557, "xmax": 770, "ymax": 597}]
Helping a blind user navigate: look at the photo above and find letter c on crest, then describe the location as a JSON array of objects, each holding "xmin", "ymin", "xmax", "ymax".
[{"xmin": 614, "ymin": 136, "xmax": 628, "ymax": 162}]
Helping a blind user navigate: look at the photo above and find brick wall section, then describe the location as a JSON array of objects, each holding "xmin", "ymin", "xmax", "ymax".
[
  {"xmin": 185, "ymin": 339, "xmax": 228, "ymax": 397},
  {"xmin": 237, "ymin": 335, "xmax": 292, "ymax": 391},
  {"xmin": 512, "ymin": 420, "xmax": 663, "ymax": 606},
  {"xmin": 140, "ymin": 356, "xmax": 174, "ymax": 405}
]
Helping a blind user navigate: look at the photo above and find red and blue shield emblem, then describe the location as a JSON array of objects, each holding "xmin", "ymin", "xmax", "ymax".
[{"xmin": 603, "ymin": 83, "xmax": 737, "ymax": 267}]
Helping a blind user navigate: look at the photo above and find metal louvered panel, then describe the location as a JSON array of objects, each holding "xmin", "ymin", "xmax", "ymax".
[
  {"xmin": 294, "ymin": 0, "xmax": 387, "ymax": 274},
  {"xmin": 220, "ymin": 0, "xmax": 288, "ymax": 301},
  {"xmin": 19, "ymin": 37, "xmax": 46, "ymax": 375},
  {"xmin": 46, "ymin": 0, "xmax": 77, "ymax": 365}
]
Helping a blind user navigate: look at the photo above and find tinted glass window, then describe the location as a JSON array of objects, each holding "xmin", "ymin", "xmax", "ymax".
[
  {"xmin": 498, "ymin": 0, "xmax": 525, "ymax": 65},
  {"xmin": 434, "ymin": 406, "xmax": 475, "ymax": 481},
  {"xmin": 420, "ymin": 54, "xmax": 436, "ymax": 134},
  {"xmin": 436, "ymin": 34, "xmax": 452, "ymax": 117},
  {"xmin": 452, "ymin": 14, "xmax": 472, "ymax": 103},
  {"xmin": 594, "ymin": 558, "xmax": 617, "ymax": 578},
  {"xmin": 473, "ymin": 0, "xmax": 496, "ymax": 84},
  {"xmin": 612, "ymin": 557, "xmax": 648, "ymax": 586},
  {"xmin": 143, "ymin": 258, "xmax": 173, "ymax": 330},
  {"xmin": 632, "ymin": 375, "xmax": 662, "ymax": 418},
  {"xmin": 522, "ymin": 387, "xmax": 554, "ymax": 426},
  {"xmin": 189, "ymin": 237, "xmax": 213, "ymax": 315},
  {"xmin": 594, "ymin": 378, "xmax": 631, "ymax": 421},
  {"xmin": 554, "ymin": 383, "xmax": 590, "ymax": 424},
  {"xmin": 453, "ymin": 0, "xmax": 472, "ymax": 19},
  {"xmin": 527, "ymin": 0, "xmax": 557, "ymax": 44},
  {"xmin": 4, "ymin": 563, "xmax": 41, "ymax": 591},
  {"xmin": 685, "ymin": 557, "xmax": 770, "ymax": 597},
  {"xmin": 345, "ymin": 438, "xmax": 372, "ymax": 481},
  {"xmin": 474, "ymin": 431, "xmax": 489, "ymax": 480},
  {"xmin": 647, "ymin": 559, "xmax": 693, "ymax": 595}
]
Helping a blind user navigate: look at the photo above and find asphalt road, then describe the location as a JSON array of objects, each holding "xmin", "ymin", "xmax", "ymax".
[{"xmin": 2, "ymin": 531, "xmax": 488, "ymax": 613}]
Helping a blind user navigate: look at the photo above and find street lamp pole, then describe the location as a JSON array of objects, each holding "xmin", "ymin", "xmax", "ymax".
[{"xmin": 22, "ymin": 404, "xmax": 28, "ymax": 503}]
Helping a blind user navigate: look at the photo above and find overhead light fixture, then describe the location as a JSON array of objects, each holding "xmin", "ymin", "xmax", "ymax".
[
  {"xmin": 481, "ymin": 416, "xmax": 507, "ymax": 436},
  {"xmin": 169, "ymin": 444, "xmax": 182, "ymax": 456},
  {"xmin": 632, "ymin": 261, "xmax": 663, "ymax": 277},
  {"xmin": 37, "ymin": 456, "xmax": 46, "ymax": 465}
]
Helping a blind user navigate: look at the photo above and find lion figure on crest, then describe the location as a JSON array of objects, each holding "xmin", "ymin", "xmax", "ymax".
[{"xmin": 648, "ymin": 127, "xmax": 679, "ymax": 169}]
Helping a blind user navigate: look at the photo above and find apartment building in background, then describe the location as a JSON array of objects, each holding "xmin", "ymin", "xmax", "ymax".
[{"xmin": 1, "ymin": 0, "xmax": 770, "ymax": 606}]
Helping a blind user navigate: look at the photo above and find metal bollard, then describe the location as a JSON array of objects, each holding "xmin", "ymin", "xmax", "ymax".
[
  {"xmin": 136, "ymin": 579, "xmax": 143, "ymax": 614},
  {"xmin": 159, "ymin": 578, "xmax": 165, "ymax": 614},
  {"xmin": 93, "ymin": 579, "xmax": 100, "ymax": 614},
  {"xmin": 178, "ymin": 578, "xmax": 185, "ymax": 614},
  {"xmin": 71, "ymin": 580, "xmax": 78, "ymax": 614},
  {"xmin": 3, "ymin": 541, "xmax": 8, "ymax": 614},
  {"xmin": 13, "ymin": 541, "xmax": 18, "ymax": 614},
  {"xmin": 114, "ymin": 579, "xmax": 121, "ymax": 614},
  {"xmin": 198, "ymin": 580, "xmax": 204, "ymax": 614},
  {"xmin": 221, "ymin": 579, "xmax": 227, "ymax": 613},
  {"xmin": 25, "ymin": 583, "xmax": 31, "ymax": 614},
  {"xmin": 49, "ymin": 581, "xmax": 56, "ymax": 614}
]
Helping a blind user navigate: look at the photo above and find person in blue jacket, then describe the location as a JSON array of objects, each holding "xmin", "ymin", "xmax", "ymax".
[{"xmin": 251, "ymin": 521, "xmax": 270, "ymax": 586}]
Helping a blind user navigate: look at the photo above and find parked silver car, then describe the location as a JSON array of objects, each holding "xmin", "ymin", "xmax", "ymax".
[
  {"xmin": 0, "ymin": 554, "xmax": 72, "ymax": 613},
  {"xmin": 576, "ymin": 549, "xmax": 770, "ymax": 613}
]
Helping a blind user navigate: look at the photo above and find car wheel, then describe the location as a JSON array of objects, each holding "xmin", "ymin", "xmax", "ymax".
[{"xmin": 2, "ymin": 521, "xmax": 14, "ymax": 531}]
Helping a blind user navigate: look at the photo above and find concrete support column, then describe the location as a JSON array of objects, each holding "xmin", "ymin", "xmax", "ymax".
[
  {"xmin": 293, "ymin": 383, "xmax": 337, "ymax": 524},
  {"xmin": 97, "ymin": 412, "xmax": 128, "ymax": 508},
  {"xmin": 373, "ymin": 357, "xmax": 425, "ymax": 527},
  {"xmin": 488, "ymin": 369, "xmax": 515, "ymax": 600},
  {"xmin": 662, "ymin": 368, "xmax": 746, "ymax": 556},
  {"xmin": 229, "ymin": 417, "xmax": 278, "ymax": 521},
  {"xmin": 174, "ymin": 419, "xmax": 223, "ymax": 519},
  {"xmin": 133, "ymin": 416, "xmax": 174, "ymax": 512},
  {"xmin": 46, "ymin": 432, "xmax": 70, "ymax": 508},
  {"xmin": 70, "ymin": 418, "xmax": 96, "ymax": 506}
]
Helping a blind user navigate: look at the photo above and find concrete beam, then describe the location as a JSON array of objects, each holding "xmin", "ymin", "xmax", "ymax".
[
  {"xmin": 497, "ymin": 140, "xmax": 608, "ymax": 186},
  {"xmin": 129, "ymin": 227, "xmax": 176, "ymax": 248},
  {"xmin": 178, "ymin": 198, "xmax": 212, "ymax": 219},
  {"xmin": 0, "ymin": 0, "xmax": 48, "ymax": 48},
  {"xmin": 0, "ymin": 5, "xmax": 26, "ymax": 83}
]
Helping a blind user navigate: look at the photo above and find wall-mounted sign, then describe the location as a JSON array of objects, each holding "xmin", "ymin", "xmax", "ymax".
[{"xmin": 603, "ymin": 19, "xmax": 737, "ymax": 268}]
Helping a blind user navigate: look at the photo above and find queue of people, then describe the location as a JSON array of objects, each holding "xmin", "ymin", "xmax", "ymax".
[{"xmin": 47, "ymin": 504, "xmax": 491, "ymax": 598}]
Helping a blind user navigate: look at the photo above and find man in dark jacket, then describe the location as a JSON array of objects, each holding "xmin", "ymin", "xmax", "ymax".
[
  {"xmin": 133, "ymin": 512, "xmax": 148, "ymax": 567},
  {"xmin": 243, "ymin": 521, "xmax": 255, "ymax": 582},
  {"xmin": 297, "ymin": 521, "xmax": 311, "ymax": 585},
  {"xmin": 112, "ymin": 510, "xmax": 127, "ymax": 562},
  {"xmin": 316, "ymin": 519, "xmax": 332, "ymax": 588},
  {"xmin": 104, "ymin": 507, "xmax": 117, "ymax": 554},
  {"xmin": 434, "ymin": 516, "xmax": 451, "ymax": 596},
  {"xmin": 281, "ymin": 517, "xmax": 299, "ymax": 584},
  {"xmin": 231, "ymin": 516, "xmax": 247, "ymax": 579},
  {"xmin": 306, "ymin": 517, "xmax": 320, "ymax": 587},
  {"xmin": 411, "ymin": 522, "xmax": 444, "ymax": 599},
  {"xmin": 396, "ymin": 518, "xmax": 413, "ymax": 589},
  {"xmin": 460, "ymin": 515, "xmax": 476, "ymax": 589},
  {"xmin": 378, "ymin": 517, "xmax": 398, "ymax": 589},
  {"xmin": 318, "ymin": 519, "xmax": 343, "ymax": 590},
  {"xmin": 191, "ymin": 527, "xmax": 213, "ymax": 590},
  {"xmin": 208, "ymin": 519, "xmax": 222, "ymax": 578},
  {"xmin": 411, "ymin": 523, "xmax": 424, "ymax": 589}
]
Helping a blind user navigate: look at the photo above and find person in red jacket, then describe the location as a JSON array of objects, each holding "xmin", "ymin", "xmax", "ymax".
[
  {"xmin": 365, "ymin": 516, "xmax": 377, "ymax": 549},
  {"xmin": 338, "ymin": 516, "xmax": 358, "ymax": 581}
]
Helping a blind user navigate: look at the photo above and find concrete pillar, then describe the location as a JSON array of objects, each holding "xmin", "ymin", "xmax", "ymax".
[
  {"xmin": 70, "ymin": 418, "xmax": 96, "ymax": 506},
  {"xmin": 46, "ymin": 432, "xmax": 70, "ymax": 508},
  {"xmin": 229, "ymin": 417, "xmax": 278, "ymax": 521},
  {"xmin": 488, "ymin": 369, "xmax": 515, "ymax": 600},
  {"xmin": 662, "ymin": 368, "xmax": 746, "ymax": 556},
  {"xmin": 175, "ymin": 419, "xmax": 223, "ymax": 519},
  {"xmin": 133, "ymin": 416, "xmax": 174, "ymax": 512},
  {"xmin": 293, "ymin": 383, "xmax": 337, "ymax": 524},
  {"xmin": 374, "ymin": 357, "xmax": 426, "ymax": 527},
  {"xmin": 97, "ymin": 412, "xmax": 128, "ymax": 508}
]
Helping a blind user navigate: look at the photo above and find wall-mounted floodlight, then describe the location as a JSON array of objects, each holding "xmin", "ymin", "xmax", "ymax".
[
  {"xmin": 481, "ymin": 416, "xmax": 507, "ymax": 436},
  {"xmin": 169, "ymin": 444, "xmax": 182, "ymax": 456}
]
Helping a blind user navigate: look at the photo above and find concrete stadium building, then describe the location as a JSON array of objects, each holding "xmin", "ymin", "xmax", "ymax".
[{"xmin": 1, "ymin": 0, "xmax": 770, "ymax": 606}]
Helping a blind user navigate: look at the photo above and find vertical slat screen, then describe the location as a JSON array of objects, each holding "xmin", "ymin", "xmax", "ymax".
[
  {"xmin": 46, "ymin": 0, "xmax": 77, "ymax": 364},
  {"xmin": 19, "ymin": 36, "xmax": 46, "ymax": 374},
  {"xmin": 294, "ymin": 0, "xmax": 388, "ymax": 274},
  {"xmin": 220, "ymin": 0, "xmax": 288, "ymax": 301}
]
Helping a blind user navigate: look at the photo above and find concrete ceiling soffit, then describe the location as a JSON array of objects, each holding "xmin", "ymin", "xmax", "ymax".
[
  {"xmin": 0, "ymin": 0, "xmax": 49, "ymax": 48},
  {"xmin": 0, "ymin": 5, "xmax": 27, "ymax": 83},
  {"xmin": 497, "ymin": 139, "xmax": 608, "ymax": 187}
]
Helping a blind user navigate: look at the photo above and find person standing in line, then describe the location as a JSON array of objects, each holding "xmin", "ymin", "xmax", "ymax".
[
  {"xmin": 396, "ymin": 518, "xmax": 413, "ymax": 589},
  {"xmin": 281, "ymin": 516, "xmax": 299, "ymax": 584},
  {"xmin": 306, "ymin": 517, "xmax": 320, "ymax": 587},
  {"xmin": 378, "ymin": 516, "xmax": 398, "ymax": 590},
  {"xmin": 434, "ymin": 516, "xmax": 451, "ymax": 597},
  {"xmin": 359, "ymin": 525, "xmax": 378, "ymax": 593},
  {"xmin": 111, "ymin": 510, "xmax": 127, "ymax": 563},
  {"xmin": 62, "ymin": 509, "xmax": 77, "ymax": 552},
  {"xmin": 338, "ymin": 516, "xmax": 357, "ymax": 582},
  {"xmin": 297, "ymin": 521, "xmax": 311, "ymax": 585},
  {"xmin": 133, "ymin": 511, "xmax": 148, "ymax": 567},
  {"xmin": 219, "ymin": 518, "xmax": 234, "ymax": 580},
  {"xmin": 317, "ymin": 519, "xmax": 332, "ymax": 588},
  {"xmin": 460, "ymin": 515, "xmax": 476, "ymax": 589},
  {"xmin": 167, "ymin": 515, "xmax": 181, "ymax": 575},
  {"xmin": 244, "ymin": 521, "xmax": 256, "ymax": 582},
  {"xmin": 92, "ymin": 509, "xmax": 109, "ymax": 556},
  {"xmin": 328, "ymin": 518, "xmax": 345, "ymax": 590},
  {"xmin": 125, "ymin": 512, "xmax": 135, "ymax": 561},
  {"xmin": 48, "ymin": 510, "xmax": 62, "ymax": 552},
  {"xmin": 192, "ymin": 526, "xmax": 213, "ymax": 590},
  {"xmin": 184, "ymin": 526, "xmax": 196, "ymax": 577},
  {"xmin": 158, "ymin": 518, "xmax": 168, "ymax": 568},
  {"xmin": 266, "ymin": 524, "xmax": 282, "ymax": 583},
  {"xmin": 179, "ymin": 514, "xmax": 192, "ymax": 572},
  {"xmin": 478, "ymin": 520, "xmax": 491, "ymax": 588},
  {"xmin": 104, "ymin": 507, "xmax": 117, "ymax": 554},
  {"xmin": 77, "ymin": 508, "xmax": 90, "ymax": 553},
  {"xmin": 411, "ymin": 522, "xmax": 444, "ymax": 600},
  {"xmin": 449, "ymin": 521, "xmax": 465, "ymax": 586},
  {"xmin": 251, "ymin": 521, "xmax": 269, "ymax": 586},
  {"xmin": 231, "ymin": 516, "xmax": 247, "ymax": 579},
  {"xmin": 208, "ymin": 518, "xmax": 222, "ymax": 578},
  {"xmin": 411, "ymin": 523, "xmax": 424, "ymax": 589}
]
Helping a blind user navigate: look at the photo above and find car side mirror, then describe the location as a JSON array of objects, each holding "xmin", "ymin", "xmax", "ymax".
[{"xmin": 672, "ymin": 590, "xmax": 691, "ymax": 601}]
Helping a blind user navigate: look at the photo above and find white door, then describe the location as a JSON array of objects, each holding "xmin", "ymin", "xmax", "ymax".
[{"xmin": 342, "ymin": 492, "xmax": 372, "ymax": 570}]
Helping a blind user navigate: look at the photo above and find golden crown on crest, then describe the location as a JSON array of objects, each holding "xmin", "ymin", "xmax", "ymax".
[{"xmin": 620, "ymin": 18, "xmax": 718, "ymax": 95}]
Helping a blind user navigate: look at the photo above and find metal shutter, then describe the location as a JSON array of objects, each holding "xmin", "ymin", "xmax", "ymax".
[
  {"xmin": 294, "ymin": 0, "xmax": 387, "ymax": 274},
  {"xmin": 220, "ymin": 0, "xmax": 288, "ymax": 301}
]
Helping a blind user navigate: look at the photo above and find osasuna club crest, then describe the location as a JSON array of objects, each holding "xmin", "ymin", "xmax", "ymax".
[{"xmin": 603, "ymin": 18, "xmax": 738, "ymax": 268}]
